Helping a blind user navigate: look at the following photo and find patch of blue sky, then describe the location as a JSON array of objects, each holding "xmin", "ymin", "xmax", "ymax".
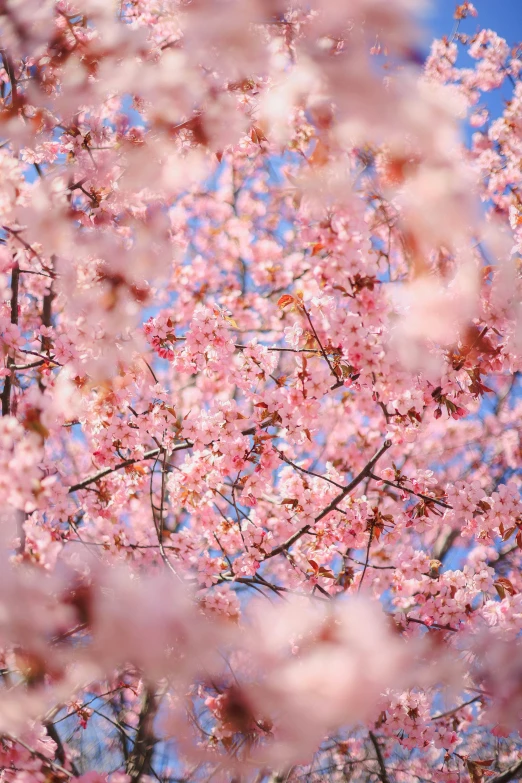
[{"xmin": 424, "ymin": 0, "xmax": 522, "ymax": 143}]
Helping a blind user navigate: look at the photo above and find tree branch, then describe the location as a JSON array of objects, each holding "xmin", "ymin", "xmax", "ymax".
[
  {"xmin": 7, "ymin": 734, "xmax": 73, "ymax": 779},
  {"xmin": 368, "ymin": 472, "xmax": 452, "ymax": 509},
  {"xmin": 358, "ymin": 519, "xmax": 375, "ymax": 593},
  {"xmin": 68, "ymin": 443, "xmax": 191, "ymax": 493},
  {"xmin": 126, "ymin": 685, "xmax": 162, "ymax": 783},
  {"xmin": 369, "ymin": 731, "xmax": 390, "ymax": 783},
  {"xmin": 1, "ymin": 262, "xmax": 19, "ymax": 416},
  {"xmin": 490, "ymin": 759, "xmax": 522, "ymax": 783},
  {"xmin": 68, "ymin": 417, "xmax": 273, "ymax": 494},
  {"xmin": 44, "ymin": 721, "xmax": 80, "ymax": 777},
  {"xmin": 264, "ymin": 440, "xmax": 392, "ymax": 560},
  {"xmin": 0, "ymin": 52, "xmax": 18, "ymax": 108}
]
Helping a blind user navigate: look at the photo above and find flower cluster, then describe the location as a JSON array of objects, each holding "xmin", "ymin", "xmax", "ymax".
[{"xmin": 0, "ymin": 0, "xmax": 521, "ymax": 781}]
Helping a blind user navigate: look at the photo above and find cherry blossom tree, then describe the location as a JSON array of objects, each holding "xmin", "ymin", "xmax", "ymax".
[{"xmin": 1, "ymin": 0, "xmax": 522, "ymax": 781}]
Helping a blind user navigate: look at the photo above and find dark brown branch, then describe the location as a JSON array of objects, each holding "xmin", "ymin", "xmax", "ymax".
[
  {"xmin": 69, "ymin": 447, "xmax": 163, "ymax": 492},
  {"xmin": 11, "ymin": 359, "xmax": 55, "ymax": 371},
  {"xmin": 489, "ymin": 759, "xmax": 522, "ymax": 783},
  {"xmin": 1, "ymin": 262, "xmax": 19, "ymax": 416},
  {"xmin": 368, "ymin": 472, "xmax": 452, "ymax": 510},
  {"xmin": 68, "ymin": 418, "xmax": 273, "ymax": 493},
  {"xmin": 235, "ymin": 343, "xmax": 324, "ymax": 354},
  {"xmin": 44, "ymin": 721, "xmax": 80, "ymax": 777},
  {"xmin": 265, "ymin": 440, "xmax": 392, "ymax": 560},
  {"xmin": 358, "ymin": 519, "xmax": 375, "ymax": 593},
  {"xmin": 274, "ymin": 447, "xmax": 344, "ymax": 489},
  {"xmin": 434, "ymin": 529, "xmax": 460, "ymax": 562},
  {"xmin": 431, "ymin": 695, "xmax": 481, "ymax": 721},
  {"xmin": 126, "ymin": 685, "xmax": 162, "ymax": 783},
  {"xmin": 2, "ymin": 226, "xmax": 49, "ymax": 269},
  {"xmin": 0, "ymin": 53, "xmax": 18, "ymax": 108},
  {"xmin": 369, "ymin": 731, "xmax": 390, "ymax": 783},
  {"xmin": 315, "ymin": 439, "xmax": 392, "ymax": 523},
  {"xmin": 302, "ymin": 302, "xmax": 340, "ymax": 384},
  {"xmin": 39, "ymin": 276, "xmax": 55, "ymax": 392},
  {"xmin": 6, "ymin": 734, "xmax": 72, "ymax": 779},
  {"xmin": 41, "ymin": 282, "xmax": 54, "ymax": 329},
  {"xmin": 406, "ymin": 616, "xmax": 457, "ymax": 633}
]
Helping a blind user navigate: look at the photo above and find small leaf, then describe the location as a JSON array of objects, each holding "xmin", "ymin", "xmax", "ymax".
[
  {"xmin": 495, "ymin": 577, "xmax": 517, "ymax": 595},
  {"xmin": 309, "ymin": 138, "xmax": 330, "ymax": 168},
  {"xmin": 277, "ymin": 294, "xmax": 294, "ymax": 309},
  {"xmin": 494, "ymin": 581, "xmax": 506, "ymax": 600},
  {"xmin": 224, "ymin": 315, "xmax": 239, "ymax": 329},
  {"xmin": 502, "ymin": 526, "xmax": 516, "ymax": 541},
  {"xmin": 317, "ymin": 566, "xmax": 335, "ymax": 579}
]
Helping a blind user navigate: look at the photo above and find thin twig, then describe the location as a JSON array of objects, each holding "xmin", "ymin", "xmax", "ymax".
[
  {"xmin": 274, "ymin": 447, "xmax": 344, "ymax": 489},
  {"xmin": 358, "ymin": 520, "xmax": 375, "ymax": 593},
  {"xmin": 432, "ymin": 696, "xmax": 482, "ymax": 722},
  {"xmin": 368, "ymin": 472, "xmax": 452, "ymax": 510}
]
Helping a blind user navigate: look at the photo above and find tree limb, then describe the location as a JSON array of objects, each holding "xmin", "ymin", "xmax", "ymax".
[
  {"xmin": 490, "ymin": 759, "xmax": 522, "ymax": 783},
  {"xmin": 264, "ymin": 440, "xmax": 392, "ymax": 560},
  {"xmin": 1, "ymin": 262, "xmax": 19, "ymax": 416},
  {"xmin": 68, "ymin": 443, "xmax": 191, "ymax": 493},
  {"xmin": 44, "ymin": 721, "xmax": 80, "ymax": 777},
  {"xmin": 369, "ymin": 731, "xmax": 390, "ymax": 783},
  {"xmin": 126, "ymin": 684, "xmax": 163, "ymax": 783}
]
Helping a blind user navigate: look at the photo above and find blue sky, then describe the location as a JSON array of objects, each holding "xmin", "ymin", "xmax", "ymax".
[
  {"xmin": 426, "ymin": 0, "xmax": 522, "ymax": 43},
  {"xmin": 421, "ymin": 2, "xmax": 522, "ymax": 146}
]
